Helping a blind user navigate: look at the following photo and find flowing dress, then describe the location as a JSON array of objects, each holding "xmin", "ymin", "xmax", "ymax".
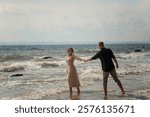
[{"xmin": 66, "ymin": 54, "xmax": 81, "ymax": 88}]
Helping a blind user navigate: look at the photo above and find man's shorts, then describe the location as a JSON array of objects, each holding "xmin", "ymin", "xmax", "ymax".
[{"xmin": 103, "ymin": 69, "xmax": 119, "ymax": 82}]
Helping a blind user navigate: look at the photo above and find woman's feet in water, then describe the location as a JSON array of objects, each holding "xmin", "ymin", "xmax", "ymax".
[{"xmin": 69, "ymin": 87, "xmax": 80, "ymax": 97}]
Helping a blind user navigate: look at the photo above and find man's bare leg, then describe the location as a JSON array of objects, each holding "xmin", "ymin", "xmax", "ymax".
[
  {"xmin": 103, "ymin": 72, "xmax": 109, "ymax": 97},
  {"xmin": 110, "ymin": 69, "xmax": 125, "ymax": 95}
]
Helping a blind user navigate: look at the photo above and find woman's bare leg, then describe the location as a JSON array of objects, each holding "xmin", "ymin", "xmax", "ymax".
[
  {"xmin": 77, "ymin": 87, "xmax": 80, "ymax": 95},
  {"xmin": 69, "ymin": 87, "xmax": 72, "ymax": 94}
]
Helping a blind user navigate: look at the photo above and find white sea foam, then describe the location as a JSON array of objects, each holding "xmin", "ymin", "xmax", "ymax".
[
  {"xmin": 37, "ymin": 62, "xmax": 59, "ymax": 68},
  {"xmin": 0, "ymin": 45, "xmax": 150, "ymax": 99},
  {"xmin": 0, "ymin": 64, "xmax": 25, "ymax": 72}
]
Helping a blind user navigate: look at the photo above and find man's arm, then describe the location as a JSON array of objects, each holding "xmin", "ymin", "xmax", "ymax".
[
  {"xmin": 84, "ymin": 51, "xmax": 100, "ymax": 62},
  {"xmin": 110, "ymin": 49, "xmax": 119, "ymax": 68},
  {"xmin": 113, "ymin": 58, "xmax": 119, "ymax": 69}
]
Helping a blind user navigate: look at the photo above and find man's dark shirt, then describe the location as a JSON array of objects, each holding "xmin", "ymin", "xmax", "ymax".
[{"xmin": 91, "ymin": 47, "xmax": 116, "ymax": 72}]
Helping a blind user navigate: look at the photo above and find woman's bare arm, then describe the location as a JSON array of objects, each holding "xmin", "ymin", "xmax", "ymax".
[{"xmin": 73, "ymin": 54, "xmax": 83, "ymax": 61}]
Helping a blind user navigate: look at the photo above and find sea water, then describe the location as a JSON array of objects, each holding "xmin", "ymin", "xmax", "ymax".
[{"xmin": 0, "ymin": 44, "xmax": 150, "ymax": 99}]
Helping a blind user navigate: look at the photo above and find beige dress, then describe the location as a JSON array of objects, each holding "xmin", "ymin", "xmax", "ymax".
[{"xmin": 66, "ymin": 54, "xmax": 81, "ymax": 88}]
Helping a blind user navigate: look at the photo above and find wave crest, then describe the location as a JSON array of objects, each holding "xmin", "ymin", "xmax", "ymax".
[
  {"xmin": 38, "ymin": 62, "xmax": 59, "ymax": 68},
  {"xmin": 0, "ymin": 65, "xmax": 25, "ymax": 72}
]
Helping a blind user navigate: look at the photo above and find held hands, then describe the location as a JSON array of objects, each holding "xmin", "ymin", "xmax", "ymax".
[
  {"xmin": 82, "ymin": 59, "xmax": 89, "ymax": 62},
  {"xmin": 82, "ymin": 59, "xmax": 85, "ymax": 62}
]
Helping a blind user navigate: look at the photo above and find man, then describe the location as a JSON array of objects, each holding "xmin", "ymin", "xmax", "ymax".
[{"xmin": 85, "ymin": 42, "xmax": 125, "ymax": 97}]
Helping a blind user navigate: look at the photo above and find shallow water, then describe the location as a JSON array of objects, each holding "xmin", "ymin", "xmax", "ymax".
[{"xmin": 0, "ymin": 44, "xmax": 150, "ymax": 99}]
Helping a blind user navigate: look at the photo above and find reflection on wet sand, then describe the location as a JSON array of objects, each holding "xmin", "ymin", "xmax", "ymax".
[{"xmin": 69, "ymin": 93, "xmax": 81, "ymax": 100}]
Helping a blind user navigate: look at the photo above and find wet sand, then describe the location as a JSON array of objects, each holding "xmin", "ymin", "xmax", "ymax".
[{"xmin": 44, "ymin": 72, "xmax": 150, "ymax": 100}]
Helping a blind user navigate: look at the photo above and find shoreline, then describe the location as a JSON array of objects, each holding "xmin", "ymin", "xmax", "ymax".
[{"xmin": 43, "ymin": 72, "xmax": 150, "ymax": 100}]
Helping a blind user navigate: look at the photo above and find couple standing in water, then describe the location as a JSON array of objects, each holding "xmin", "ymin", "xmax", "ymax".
[{"xmin": 66, "ymin": 42, "xmax": 125, "ymax": 98}]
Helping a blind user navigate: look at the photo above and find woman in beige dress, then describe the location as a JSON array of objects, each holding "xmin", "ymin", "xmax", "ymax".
[{"xmin": 66, "ymin": 48, "xmax": 83, "ymax": 95}]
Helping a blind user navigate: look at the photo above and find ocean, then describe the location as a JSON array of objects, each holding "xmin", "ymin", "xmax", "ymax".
[{"xmin": 0, "ymin": 44, "xmax": 150, "ymax": 99}]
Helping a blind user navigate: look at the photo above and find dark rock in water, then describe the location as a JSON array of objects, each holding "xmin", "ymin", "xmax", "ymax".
[
  {"xmin": 42, "ymin": 56, "xmax": 53, "ymax": 59},
  {"xmin": 134, "ymin": 49, "xmax": 142, "ymax": 52},
  {"xmin": 126, "ymin": 51, "xmax": 131, "ymax": 53},
  {"xmin": 30, "ymin": 48, "xmax": 38, "ymax": 50},
  {"xmin": 10, "ymin": 74, "xmax": 23, "ymax": 77}
]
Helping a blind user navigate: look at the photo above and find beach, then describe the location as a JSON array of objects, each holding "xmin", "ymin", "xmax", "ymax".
[
  {"xmin": 44, "ymin": 72, "xmax": 150, "ymax": 100},
  {"xmin": 0, "ymin": 44, "xmax": 150, "ymax": 100}
]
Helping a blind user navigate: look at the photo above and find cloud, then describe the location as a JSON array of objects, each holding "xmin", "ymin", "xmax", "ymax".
[{"xmin": 0, "ymin": 0, "xmax": 150, "ymax": 44}]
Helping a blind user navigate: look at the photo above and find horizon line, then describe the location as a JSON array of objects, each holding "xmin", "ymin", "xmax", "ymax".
[
  {"xmin": 0, "ymin": 41, "xmax": 150, "ymax": 45},
  {"xmin": 0, "ymin": 40, "xmax": 150, "ymax": 45}
]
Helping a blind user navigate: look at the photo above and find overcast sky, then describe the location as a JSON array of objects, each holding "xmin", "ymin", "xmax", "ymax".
[{"xmin": 0, "ymin": 0, "xmax": 150, "ymax": 44}]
